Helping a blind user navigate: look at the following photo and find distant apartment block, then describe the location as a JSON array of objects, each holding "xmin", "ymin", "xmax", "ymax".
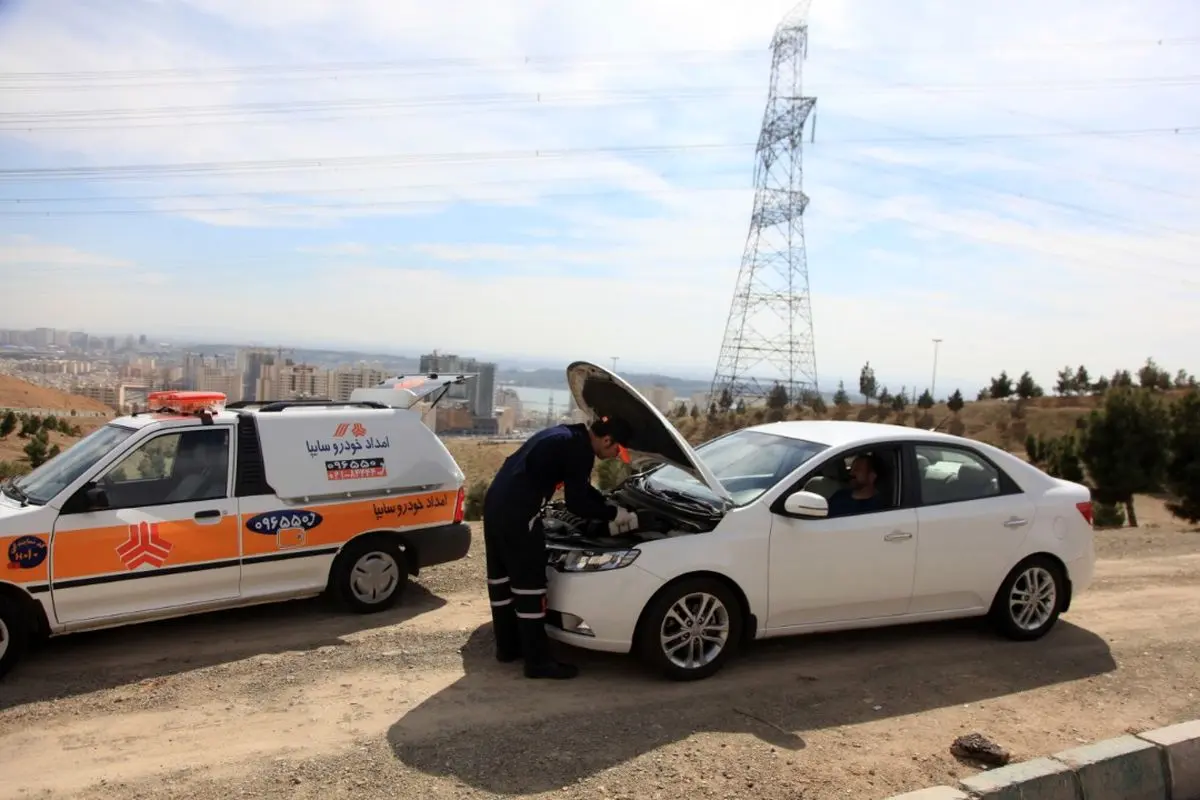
[{"xmin": 417, "ymin": 350, "xmax": 497, "ymax": 420}]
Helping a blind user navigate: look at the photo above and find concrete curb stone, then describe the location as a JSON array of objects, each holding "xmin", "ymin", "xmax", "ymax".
[{"xmin": 878, "ymin": 718, "xmax": 1200, "ymax": 800}]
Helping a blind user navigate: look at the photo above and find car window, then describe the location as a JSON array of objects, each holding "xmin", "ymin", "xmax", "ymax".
[
  {"xmin": 799, "ymin": 446, "xmax": 902, "ymax": 518},
  {"xmin": 916, "ymin": 444, "xmax": 1003, "ymax": 505},
  {"xmin": 101, "ymin": 428, "xmax": 230, "ymax": 508}
]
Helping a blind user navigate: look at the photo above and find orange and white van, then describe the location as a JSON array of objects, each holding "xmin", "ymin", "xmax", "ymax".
[{"xmin": 0, "ymin": 376, "xmax": 473, "ymax": 677}]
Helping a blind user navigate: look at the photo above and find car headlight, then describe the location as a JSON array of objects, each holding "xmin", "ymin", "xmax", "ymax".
[{"xmin": 558, "ymin": 548, "xmax": 640, "ymax": 572}]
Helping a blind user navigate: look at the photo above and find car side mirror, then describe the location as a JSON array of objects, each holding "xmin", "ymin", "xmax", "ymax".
[{"xmin": 783, "ymin": 490, "xmax": 828, "ymax": 518}]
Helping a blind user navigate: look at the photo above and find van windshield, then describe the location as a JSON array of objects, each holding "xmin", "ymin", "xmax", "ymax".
[{"xmin": 8, "ymin": 423, "xmax": 136, "ymax": 505}]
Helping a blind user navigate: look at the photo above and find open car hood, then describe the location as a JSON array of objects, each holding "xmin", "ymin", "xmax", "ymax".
[{"xmin": 566, "ymin": 361, "xmax": 733, "ymax": 504}]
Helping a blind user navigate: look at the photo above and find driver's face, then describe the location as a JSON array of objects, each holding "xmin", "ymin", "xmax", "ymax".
[{"xmin": 849, "ymin": 456, "xmax": 875, "ymax": 489}]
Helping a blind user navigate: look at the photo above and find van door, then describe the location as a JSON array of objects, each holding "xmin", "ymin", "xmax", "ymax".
[{"xmin": 50, "ymin": 425, "xmax": 242, "ymax": 625}]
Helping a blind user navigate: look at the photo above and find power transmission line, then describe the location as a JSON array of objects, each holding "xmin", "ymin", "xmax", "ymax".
[
  {"xmin": 0, "ymin": 126, "xmax": 1194, "ymax": 184},
  {"xmin": 2, "ymin": 35, "xmax": 1195, "ymax": 84}
]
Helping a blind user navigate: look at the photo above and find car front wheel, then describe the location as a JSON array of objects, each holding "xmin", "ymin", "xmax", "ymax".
[
  {"xmin": 990, "ymin": 556, "xmax": 1065, "ymax": 640},
  {"xmin": 636, "ymin": 576, "xmax": 743, "ymax": 681}
]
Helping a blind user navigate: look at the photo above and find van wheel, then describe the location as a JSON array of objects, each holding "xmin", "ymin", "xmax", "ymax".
[
  {"xmin": 329, "ymin": 537, "xmax": 408, "ymax": 614},
  {"xmin": 0, "ymin": 595, "xmax": 30, "ymax": 680},
  {"xmin": 635, "ymin": 576, "xmax": 743, "ymax": 682}
]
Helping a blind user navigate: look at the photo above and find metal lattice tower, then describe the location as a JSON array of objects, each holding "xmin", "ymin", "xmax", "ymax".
[{"xmin": 710, "ymin": 1, "xmax": 818, "ymax": 408}]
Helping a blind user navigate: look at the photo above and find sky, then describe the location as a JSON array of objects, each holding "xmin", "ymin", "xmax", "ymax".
[{"xmin": 0, "ymin": 0, "xmax": 1197, "ymax": 396}]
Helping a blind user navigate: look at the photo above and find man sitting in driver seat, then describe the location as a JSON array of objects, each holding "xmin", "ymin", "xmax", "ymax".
[{"xmin": 827, "ymin": 453, "xmax": 886, "ymax": 516}]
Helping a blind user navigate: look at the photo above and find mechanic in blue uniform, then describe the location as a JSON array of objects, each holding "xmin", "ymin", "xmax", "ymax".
[{"xmin": 482, "ymin": 416, "xmax": 638, "ymax": 680}]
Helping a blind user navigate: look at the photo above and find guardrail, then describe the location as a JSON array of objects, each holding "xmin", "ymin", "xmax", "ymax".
[{"xmin": 886, "ymin": 719, "xmax": 1199, "ymax": 800}]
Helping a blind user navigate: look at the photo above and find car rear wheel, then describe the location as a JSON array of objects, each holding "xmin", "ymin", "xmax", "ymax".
[
  {"xmin": 0, "ymin": 595, "xmax": 30, "ymax": 680},
  {"xmin": 636, "ymin": 576, "xmax": 743, "ymax": 681},
  {"xmin": 990, "ymin": 556, "xmax": 1064, "ymax": 640},
  {"xmin": 329, "ymin": 536, "xmax": 408, "ymax": 614}
]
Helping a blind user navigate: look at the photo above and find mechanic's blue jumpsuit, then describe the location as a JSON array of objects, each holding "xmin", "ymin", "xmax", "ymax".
[{"xmin": 482, "ymin": 423, "xmax": 618, "ymax": 676}]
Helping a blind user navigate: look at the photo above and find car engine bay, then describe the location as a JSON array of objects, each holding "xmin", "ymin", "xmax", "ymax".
[{"xmin": 540, "ymin": 485, "xmax": 721, "ymax": 549}]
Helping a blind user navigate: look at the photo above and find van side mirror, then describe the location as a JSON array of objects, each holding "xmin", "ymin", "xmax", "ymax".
[
  {"xmin": 783, "ymin": 490, "xmax": 828, "ymax": 518},
  {"xmin": 64, "ymin": 482, "xmax": 110, "ymax": 514}
]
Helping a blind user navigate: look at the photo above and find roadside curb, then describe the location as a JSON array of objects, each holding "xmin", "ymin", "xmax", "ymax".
[{"xmin": 883, "ymin": 719, "xmax": 1200, "ymax": 800}]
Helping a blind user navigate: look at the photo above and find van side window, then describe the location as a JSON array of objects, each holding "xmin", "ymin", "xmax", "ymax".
[{"xmin": 101, "ymin": 429, "xmax": 230, "ymax": 508}]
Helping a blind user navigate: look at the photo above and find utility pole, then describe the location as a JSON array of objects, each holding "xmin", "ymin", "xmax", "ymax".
[{"xmin": 931, "ymin": 338, "xmax": 943, "ymax": 400}]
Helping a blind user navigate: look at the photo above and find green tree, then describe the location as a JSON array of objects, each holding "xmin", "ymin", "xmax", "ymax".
[
  {"xmin": 735, "ymin": 398, "xmax": 747, "ymax": 415},
  {"xmin": 917, "ymin": 389, "xmax": 935, "ymax": 410},
  {"xmin": 1111, "ymin": 369, "xmax": 1133, "ymax": 389},
  {"xmin": 23, "ymin": 435, "xmax": 48, "ymax": 468},
  {"xmin": 891, "ymin": 388, "xmax": 908, "ymax": 413},
  {"xmin": 689, "ymin": 404, "xmax": 699, "ymax": 419},
  {"xmin": 1164, "ymin": 390, "xmax": 1200, "ymax": 524},
  {"xmin": 833, "ymin": 381, "xmax": 850, "ymax": 408},
  {"xmin": 0, "ymin": 410, "xmax": 15, "ymax": 438},
  {"xmin": 1074, "ymin": 365, "xmax": 1091, "ymax": 394},
  {"xmin": 1016, "ymin": 371, "xmax": 1043, "ymax": 400},
  {"xmin": 47, "ymin": 443, "xmax": 61, "ymax": 460},
  {"xmin": 989, "ymin": 371, "xmax": 1014, "ymax": 399},
  {"xmin": 463, "ymin": 480, "xmax": 489, "ymax": 521},
  {"xmin": 1175, "ymin": 369, "xmax": 1193, "ymax": 389},
  {"xmin": 766, "ymin": 383, "xmax": 789, "ymax": 411},
  {"xmin": 1138, "ymin": 357, "xmax": 1170, "ymax": 390},
  {"xmin": 718, "ymin": 388, "xmax": 733, "ymax": 413},
  {"xmin": 1055, "ymin": 366, "xmax": 1075, "ymax": 396},
  {"xmin": 42, "ymin": 415, "xmax": 59, "ymax": 432},
  {"xmin": 1091, "ymin": 375, "xmax": 1111, "ymax": 396},
  {"xmin": 1079, "ymin": 388, "xmax": 1171, "ymax": 527},
  {"xmin": 859, "ymin": 362, "xmax": 877, "ymax": 405},
  {"xmin": 877, "ymin": 387, "xmax": 892, "ymax": 409},
  {"xmin": 18, "ymin": 414, "xmax": 37, "ymax": 438},
  {"xmin": 809, "ymin": 393, "xmax": 827, "ymax": 417},
  {"xmin": 947, "ymin": 389, "xmax": 965, "ymax": 414}
]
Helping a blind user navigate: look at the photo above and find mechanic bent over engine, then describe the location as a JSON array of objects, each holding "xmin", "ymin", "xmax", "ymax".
[{"xmin": 482, "ymin": 416, "xmax": 638, "ymax": 680}]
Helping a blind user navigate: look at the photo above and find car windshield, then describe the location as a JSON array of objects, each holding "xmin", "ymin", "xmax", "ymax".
[
  {"xmin": 640, "ymin": 429, "xmax": 828, "ymax": 507},
  {"xmin": 7, "ymin": 423, "xmax": 136, "ymax": 505}
]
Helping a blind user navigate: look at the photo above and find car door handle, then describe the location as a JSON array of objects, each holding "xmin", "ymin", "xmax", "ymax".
[
  {"xmin": 194, "ymin": 509, "xmax": 222, "ymax": 522},
  {"xmin": 1003, "ymin": 517, "xmax": 1029, "ymax": 528},
  {"xmin": 884, "ymin": 530, "xmax": 913, "ymax": 542}
]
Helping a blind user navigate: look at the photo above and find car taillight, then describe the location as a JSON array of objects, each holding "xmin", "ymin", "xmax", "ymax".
[
  {"xmin": 1076, "ymin": 500, "xmax": 1094, "ymax": 526},
  {"xmin": 453, "ymin": 486, "xmax": 465, "ymax": 524}
]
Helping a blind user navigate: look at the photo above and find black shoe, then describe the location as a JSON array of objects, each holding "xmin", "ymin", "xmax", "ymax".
[
  {"xmin": 524, "ymin": 659, "xmax": 579, "ymax": 680},
  {"xmin": 496, "ymin": 647, "xmax": 522, "ymax": 663}
]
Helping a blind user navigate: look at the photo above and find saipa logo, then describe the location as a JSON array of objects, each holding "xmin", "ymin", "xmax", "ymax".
[
  {"xmin": 333, "ymin": 422, "xmax": 368, "ymax": 439},
  {"xmin": 116, "ymin": 521, "xmax": 173, "ymax": 570}
]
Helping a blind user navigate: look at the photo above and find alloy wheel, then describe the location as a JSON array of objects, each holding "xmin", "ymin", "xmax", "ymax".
[
  {"xmin": 659, "ymin": 591, "xmax": 731, "ymax": 670},
  {"xmin": 1009, "ymin": 566, "xmax": 1057, "ymax": 631}
]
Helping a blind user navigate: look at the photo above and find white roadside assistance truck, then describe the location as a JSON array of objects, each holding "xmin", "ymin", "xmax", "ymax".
[{"xmin": 0, "ymin": 375, "xmax": 474, "ymax": 678}]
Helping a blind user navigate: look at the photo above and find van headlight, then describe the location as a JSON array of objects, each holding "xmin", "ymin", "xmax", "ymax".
[{"xmin": 557, "ymin": 548, "xmax": 640, "ymax": 572}]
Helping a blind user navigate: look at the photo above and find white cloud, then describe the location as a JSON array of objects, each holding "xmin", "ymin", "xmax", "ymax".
[{"xmin": 0, "ymin": 0, "xmax": 1197, "ymax": 388}]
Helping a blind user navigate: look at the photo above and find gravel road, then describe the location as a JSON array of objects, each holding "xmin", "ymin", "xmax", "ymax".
[{"xmin": 2, "ymin": 513, "xmax": 1198, "ymax": 800}]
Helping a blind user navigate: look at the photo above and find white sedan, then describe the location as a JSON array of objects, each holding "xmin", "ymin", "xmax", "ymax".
[{"xmin": 542, "ymin": 362, "xmax": 1096, "ymax": 681}]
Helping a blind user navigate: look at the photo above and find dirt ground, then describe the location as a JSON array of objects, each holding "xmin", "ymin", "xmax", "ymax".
[{"xmin": 1, "ymin": 497, "xmax": 1198, "ymax": 800}]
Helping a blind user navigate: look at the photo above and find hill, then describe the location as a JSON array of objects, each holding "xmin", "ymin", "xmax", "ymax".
[{"xmin": 0, "ymin": 375, "xmax": 115, "ymax": 414}]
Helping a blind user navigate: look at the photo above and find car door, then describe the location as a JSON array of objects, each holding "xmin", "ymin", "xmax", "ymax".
[
  {"xmin": 907, "ymin": 441, "xmax": 1036, "ymax": 615},
  {"xmin": 50, "ymin": 425, "xmax": 241, "ymax": 625},
  {"xmin": 766, "ymin": 443, "xmax": 919, "ymax": 629}
]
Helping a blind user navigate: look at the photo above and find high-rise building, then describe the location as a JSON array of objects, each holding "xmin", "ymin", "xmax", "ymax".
[
  {"xmin": 329, "ymin": 365, "xmax": 385, "ymax": 401},
  {"xmin": 236, "ymin": 348, "xmax": 276, "ymax": 402},
  {"xmin": 470, "ymin": 361, "xmax": 497, "ymax": 419}
]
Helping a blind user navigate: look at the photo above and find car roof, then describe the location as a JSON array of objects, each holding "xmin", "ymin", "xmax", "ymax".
[{"xmin": 746, "ymin": 419, "xmax": 978, "ymax": 449}]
